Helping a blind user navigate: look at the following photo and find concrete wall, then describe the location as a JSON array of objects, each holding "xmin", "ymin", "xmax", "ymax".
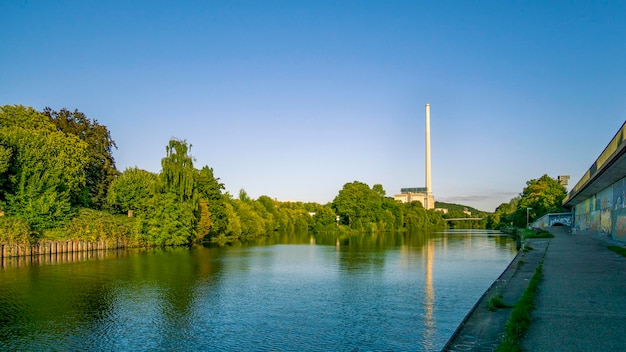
[
  {"xmin": 533, "ymin": 212, "xmax": 572, "ymax": 228},
  {"xmin": 573, "ymin": 175, "xmax": 626, "ymax": 241}
]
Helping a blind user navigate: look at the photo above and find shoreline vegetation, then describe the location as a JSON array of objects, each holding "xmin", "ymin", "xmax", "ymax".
[
  {"xmin": 0, "ymin": 105, "xmax": 568, "ymax": 255},
  {"xmin": 0, "ymin": 105, "xmax": 491, "ymax": 254}
]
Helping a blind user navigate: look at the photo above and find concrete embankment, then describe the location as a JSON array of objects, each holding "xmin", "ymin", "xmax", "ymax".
[{"xmin": 442, "ymin": 232, "xmax": 549, "ymax": 351}]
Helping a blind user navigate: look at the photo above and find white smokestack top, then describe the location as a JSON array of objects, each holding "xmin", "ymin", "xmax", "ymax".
[{"xmin": 425, "ymin": 104, "xmax": 432, "ymax": 194}]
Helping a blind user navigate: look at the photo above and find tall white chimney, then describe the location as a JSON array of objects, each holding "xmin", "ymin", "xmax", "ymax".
[{"xmin": 425, "ymin": 104, "xmax": 432, "ymax": 195}]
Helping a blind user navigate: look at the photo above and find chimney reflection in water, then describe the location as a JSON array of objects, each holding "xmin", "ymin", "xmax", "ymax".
[{"xmin": 422, "ymin": 238, "xmax": 436, "ymax": 344}]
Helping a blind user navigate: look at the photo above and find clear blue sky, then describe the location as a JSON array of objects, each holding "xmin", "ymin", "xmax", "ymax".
[{"xmin": 2, "ymin": 1, "xmax": 625, "ymax": 212}]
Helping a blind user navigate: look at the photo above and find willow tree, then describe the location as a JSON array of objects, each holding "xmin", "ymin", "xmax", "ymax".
[
  {"xmin": 161, "ymin": 139, "xmax": 196, "ymax": 202},
  {"xmin": 143, "ymin": 138, "xmax": 199, "ymax": 244}
]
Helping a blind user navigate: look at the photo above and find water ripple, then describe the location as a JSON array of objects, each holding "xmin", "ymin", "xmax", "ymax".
[{"xmin": 0, "ymin": 232, "xmax": 516, "ymax": 351}]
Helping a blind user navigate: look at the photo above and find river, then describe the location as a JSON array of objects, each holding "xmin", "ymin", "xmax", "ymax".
[{"xmin": 0, "ymin": 229, "xmax": 516, "ymax": 351}]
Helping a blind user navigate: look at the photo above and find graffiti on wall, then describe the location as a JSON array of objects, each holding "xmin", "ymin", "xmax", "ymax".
[
  {"xmin": 601, "ymin": 209, "xmax": 612, "ymax": 233},
  {"xmin": 598, "ymin": 187, "xmax": 613, "ymax": 211},
  {"xmin": 613, "ymin": 208, "xmax": 626, "ymax": 241},
  {"xmin": 592, "ymin": 188, "xmax": 614, "ymax": 233},
  {"xmin": 590, "ymin": 212, "xmax": 600, "ymax": 231},
  {"xmin": 548, "ymin": 213, "xmax": 572, "ymax": 226},
  {"xmin": 614, "ymin": 178, "xmax": 625, "ymax": 210},
  {"xmin": 572, "ymin": 177, "xmax": 626, "ymax": 239}
]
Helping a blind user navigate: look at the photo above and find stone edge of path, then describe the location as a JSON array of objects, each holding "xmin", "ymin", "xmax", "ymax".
[{"xmin": 441, "ymin": 236, "xmax": 549, "ymax": 352}]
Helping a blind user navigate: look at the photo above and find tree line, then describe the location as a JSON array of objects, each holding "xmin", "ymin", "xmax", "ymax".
[
  {"xmin": 486, "ymin": 174, "xmax": 568, "ymax": 229},
  {"xmin": 0, "ymin": 105, "xmax": 450, "ymax": 247}
]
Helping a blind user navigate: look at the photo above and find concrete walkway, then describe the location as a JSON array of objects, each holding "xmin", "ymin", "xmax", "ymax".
[
  {"xmin": 521, "ymin": 227, "xmax": 626, "ymax": 351},
  {"xmin": 443, "ymin": 234, "xmax": 549, "ymax": 351}
]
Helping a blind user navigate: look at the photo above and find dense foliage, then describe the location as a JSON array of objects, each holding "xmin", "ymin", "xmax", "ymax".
[
  {"xmin": 332, "ymin": 181, "xmax": 445, "ymax": 232},
  {"xmin": 487, "ymin": 174, "xmax": 567, "ymax": 229},
  {"xmin": 0, "ymin": 105, "xmax": 90, "ymax": 232},
  {"xmin": 43, "ymin": 107, "xmax": 119, "ymax": 208},
  {"xmin": 0, "ymin": 104, "xmax": 452, "ymax": 247}
]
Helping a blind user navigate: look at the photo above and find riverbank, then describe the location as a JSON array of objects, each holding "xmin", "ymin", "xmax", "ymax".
[
  {"xmin": 444, "ymin": 226, "xmax": 626, "ymax": 351},
  {"xmin": 442, "ymin": 231, "xmax": 549, "ymax": 351},
  {"xmin": 0, "ymin": 239, "xmax": 131, "ymax": 258},
  {"xmin": 519, "ymin": 228, "xmax": 626, "ymax": 351},
  {"xmin": 0, "ymin": 240, "xmax": 134, "ymax": 268}
]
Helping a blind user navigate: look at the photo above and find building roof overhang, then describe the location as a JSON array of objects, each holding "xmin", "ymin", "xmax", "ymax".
[{"xmin": 563, "ymin": 122, "xmax": 626, "ymax": 208}]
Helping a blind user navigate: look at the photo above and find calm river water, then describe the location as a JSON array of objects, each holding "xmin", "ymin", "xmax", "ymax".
[{"xmin": 0, "ymin": 229, "xmax": 516, "ymax": 351}]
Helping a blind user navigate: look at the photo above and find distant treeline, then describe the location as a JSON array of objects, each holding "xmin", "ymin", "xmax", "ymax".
[
  {"xmin": 0, "ymin": 105, "xmax": 480, "ymax": 247},
  {"xmin": 486, "ymin": 174, "xmax": 568, "ymax": 229}
]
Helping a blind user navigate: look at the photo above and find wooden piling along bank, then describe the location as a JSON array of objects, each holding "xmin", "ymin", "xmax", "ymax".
[{"xmin": 0, "ymin": 239, "xmax": 132, "ymax": 267}]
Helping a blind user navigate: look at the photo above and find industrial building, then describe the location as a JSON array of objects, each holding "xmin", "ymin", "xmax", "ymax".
[{"xmin": 394, "ymin": 104, "xmax": 435, "ymax": 210}]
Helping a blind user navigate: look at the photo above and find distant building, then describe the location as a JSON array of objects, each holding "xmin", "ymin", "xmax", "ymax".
[
  {"xmin": 558, "ymin": 175, "xmax": 570, "ymax": 187},
  {"xmin": 394, "ymin": 187, "xmax": 435, "ymax": 209},
  {"xmin": 394, "ymin": 105, "xmax": 436, "ymax": 210}
]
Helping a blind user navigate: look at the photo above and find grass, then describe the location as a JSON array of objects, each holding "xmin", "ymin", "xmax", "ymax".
[
  {"xmin": 608, "ymin": 246, "xmax": 626, "ymax": 257},
  {"xmin": 488, "ymin": 294, "xmax": 513, "ymax": 312},
  {"xmin": 520, "ymin": 228, "xmax": 554, "ymax": 239},
  {"xmin": 495, "ymin": 260, "xmax": 544, "ymax": 352},
  {"xmin": 518, "ymin": 229, "xmax": 553, "ymax": 252}
]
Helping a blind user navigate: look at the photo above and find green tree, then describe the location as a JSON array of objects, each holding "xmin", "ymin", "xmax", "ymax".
[
  {"xmin": 0, "ymin": 105, "xmax": 56, "ymax": 130},
  {"xmin": 257, "ymin": 195, "xmax": 283, "ymax": 231},
  {"xmin": 0, "ymin": 144, "xmax": 13, "ymax": 203},
  {"xmin": 106, "ymin": 167, "xmax": 158, "ymax": 215},
  {"xmin": 43, "ymin": 107, "xmax": 119, "ymax": 208},
  {"xmin": 487, "ymin": 197, "xmax": 519, "ymax": 229},
  {"xmin": 332, "ymin": 181, "xmax": 382, "ymax": 229},
  {"xmin": 150, "ymin": 139, "xmax": 199, "ymax": 244},
  {"xmin": 141, "ymin": 192, "xmax": 197, "ymax": 246},
  {"xmin": 160, "ymin": 139, "xmax": 196, "ymax": 202},
  {"xmin": 382, "ymin": 197, "xmax": 403, "ymax": 230},
  {"xmin": 107, "ymin": 139, "xmax": 203, "ymax": 245},
  {"xmin": 254, "ymin": 196, "xmax": 278, "ymax": 233},
  {"xmin": 223, "ymin": 201, "xmax": 242, "ymax": 238},
  {"xmin": 310, "ymin": 203, "xmax": 338, "ymax": 232},
  {"xmin": 513, "ymin": 174, "xmax": 567, "ymax": 227},
  {"xmin": 372, "ymin": 184, "xmax": 386, "ymax": 198},
  {"xmin": 232, "ymin": 197, "xmax": 266, "ymax": 238},
  {"xmin": 196, "ymin": 166, "xmax": 227, "ymax": 237},
  {"xmin": 403, "ymin": 201, "xmax": 427, "ymax": 229},
  {"xmin": 0, "ymin": 106, "xmax": 89, "ymax": 230},
  {"xmin": 196, "ymin": 199, "xmax": 212, "ymax": 240}
]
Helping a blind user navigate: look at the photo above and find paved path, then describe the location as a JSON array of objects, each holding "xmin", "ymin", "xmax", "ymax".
[
  {"xmin": 443, "ymin": 235, "xmax": 548, "ymax": 351},
  {"xmin": 521, "ymin": 227, "xmax": 626, "ymax": 351}
]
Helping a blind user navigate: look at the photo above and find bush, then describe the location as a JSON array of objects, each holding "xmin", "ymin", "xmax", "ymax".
[
  {"xmin": 0, "ymin": 216, "xmax": 34, "ymax": 244},
  {"xmin": 44, "ymin": 208, "xmax": 134, "ymax": 242}
]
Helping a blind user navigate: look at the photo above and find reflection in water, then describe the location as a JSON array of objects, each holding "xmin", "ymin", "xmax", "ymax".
[
  {"xmin": 0, "ymin": 229, "xmax": 516, "ymax": 351},
  {"xmin": 1, "ymin": 249, "xmax": 114, "ymax": 269},
  {"xmin": 423, "ymin": 238, "xmax": 436, "ymax": 349}
]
